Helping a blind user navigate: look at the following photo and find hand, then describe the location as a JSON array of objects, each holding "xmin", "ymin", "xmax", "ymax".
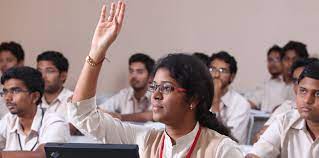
[
  {"xmin": 90, "ymin": 1, "xmax": 126, "ymax": 61},
  {"xmin": 213, "ymin": 79, "xmax": 223, "ymax": 97},
  {"xmin": 211, "ymin": 79, "xmax": 223, "ymax": 112}
]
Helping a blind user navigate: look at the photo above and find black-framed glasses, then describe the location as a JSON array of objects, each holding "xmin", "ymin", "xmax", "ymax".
[
  {"xmin": 148, "ymin": 81, "xmax": 186, "ymax": 94},
  {"xmin": 0, "ymin": 87, "xmax": 30, "ymax": 97},
  {"xmin": 209, "ymin": 67, "xmax": 230, "ymax": 74}
]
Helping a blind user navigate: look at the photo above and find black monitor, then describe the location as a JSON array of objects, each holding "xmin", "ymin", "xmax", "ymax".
[{"xmin": 45, "ymin": 143, "xmax": 139, "ymax": 158}]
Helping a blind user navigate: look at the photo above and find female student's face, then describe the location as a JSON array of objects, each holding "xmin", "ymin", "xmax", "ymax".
[{"xmin": 151, "ymin": 68, "xmax": 189, "ymax": 125}]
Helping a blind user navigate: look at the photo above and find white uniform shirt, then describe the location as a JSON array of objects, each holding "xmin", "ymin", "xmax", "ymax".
[
  {"xmin": 99, "ymin": 87, "xmax": 151, "ymax": 114},
  {"xmin": 0, "ymin": 97, "xmax": 8, "ymax": 119},
  {"xmin": 246, "ymin": 77, "xmax": 292, "ymax": 113},
  {"xmin": 68, "ymin": 96, "xmax": 243, "ymax": 158},
  {"xmin": 41, "ymin": 88, "xmax": 73, "ymax": 120},
  {"xmin": 0, "ymin": 107, "xmax": 70, "ymax": 151},
  {"xmin": 218, "ymin": 89, "xmax": 251, "ymax": 144},
  {"xmin": 249, "ymin": 110, "xmax": 319, "ymax": 158},
  {"xmin": 264, "ymin": 100, "xmax": 296, "ymax": 126},
  {"xmin": 0, "ymin": 85, "xmax": 9, "ymax": 119}
]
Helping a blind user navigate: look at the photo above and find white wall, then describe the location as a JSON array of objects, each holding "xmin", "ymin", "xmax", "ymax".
[{"xmin": 1, "ymin": 0, "xmax": 318, "ymax": 94}]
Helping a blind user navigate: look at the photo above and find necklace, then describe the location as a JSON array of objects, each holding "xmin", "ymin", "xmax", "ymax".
[{"xmin": 160, "ymin": 126, "xmax": 202, "ymax": 158}]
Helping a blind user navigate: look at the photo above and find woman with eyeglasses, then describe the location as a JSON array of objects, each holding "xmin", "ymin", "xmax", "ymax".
[{"xmin": 69, "ymin": 1, "xmax": 243, "ymax": 157}]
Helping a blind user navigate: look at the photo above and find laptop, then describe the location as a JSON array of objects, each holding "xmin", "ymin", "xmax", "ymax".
[{"xmin": 45, "ymin": 143, "xmax": 139, "ymax": 158}]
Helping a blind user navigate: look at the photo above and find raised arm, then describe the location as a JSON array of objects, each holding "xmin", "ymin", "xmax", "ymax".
[{"xmin": 72, "ymin": 1, "xmax": 126, "ymax": 102}]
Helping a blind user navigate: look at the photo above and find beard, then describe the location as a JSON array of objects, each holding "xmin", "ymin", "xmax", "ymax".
[{"xmin": 45, "ymin": 84, "xmax": 62, "ymax": 94}]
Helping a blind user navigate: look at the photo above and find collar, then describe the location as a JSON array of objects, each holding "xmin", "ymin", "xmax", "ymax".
[
  {"xmin": 291, "ymin": 118, "xmax": 307, "ymax": 130},
  {"xmin": 128, "ymin": 87, "xmax": 151, "ymax": 102},
  {"xmin": 10, "ymin": 107, "xmax": 44, "ymax": 134},
  {"xmin": 164, "ymin": 122, "xmax": 199, "ymax": 147},
  {"xmin": 42, "ymin": 87, "xmax": 72, "ymax": 106}
]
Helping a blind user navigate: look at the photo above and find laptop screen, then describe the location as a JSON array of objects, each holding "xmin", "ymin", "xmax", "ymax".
[{"xmin": 45, "ymin": 143, "xmax": 139, "ymax": 158}]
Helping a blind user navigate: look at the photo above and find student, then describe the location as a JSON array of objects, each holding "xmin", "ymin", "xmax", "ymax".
[
  {"xmin": 247, "ymin": 45, "xmax": 289, "ymax": 112},
  {"xmin": 265, "ymin": 58, "xmax": 319, "ymax": 125},
  {"xmin": 281, "ymin": 41, "xmax": 309, "ymax": 101},
  {"xmin": 246, "ymin": 61, "xmax": 319, "ymax": 158},
  {"xmin": 37, "ymin": 51, "xmax": 73, "ymax": 119},
  {"xmin": 209, "ymin": 51, "xmax": 251, "ymax": 144},
  {"xmin": 253, "ymin": 58, "xmax": 319, "ymax": 143},
  {"xmin": 0, "ymin": 41, "xmax": 24, "ymax": 74},
  {"xmin": 99, "ymin": 53, "xmax": 154, "ymax": 122},
  {"xmin": 0, "ymin": 66, "xmax": 69, "ymax": 151},
  {"xmin": 68, "ymin": 2, "xmax": 243, "ymax": 157},
  {"xmin": 0, "ymin": 41, "xmax": 25, "ymax": 119}
]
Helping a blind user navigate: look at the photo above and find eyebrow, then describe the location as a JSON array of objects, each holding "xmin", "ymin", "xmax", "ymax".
[
  {"xmin": 152, "ymin": 80, "xmax": 175, "ymax": 85},
  {"xmin": 299, "ymin": 85, "xmax": 319, "ymax": 91}
]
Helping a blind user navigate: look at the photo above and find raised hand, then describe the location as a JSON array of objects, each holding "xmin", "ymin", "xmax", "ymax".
[
  {"xmin": 90, "ymin": 1, "xmax": 126, "ymax": 61},
  {"xmin": 72, "ymin": 1, "xmax": 125, "ymax": 102}
]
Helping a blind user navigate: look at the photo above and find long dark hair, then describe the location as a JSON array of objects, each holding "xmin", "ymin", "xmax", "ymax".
[{"xmin": 153, "ymin": 53, "xmax": 232, "ymax": 137}]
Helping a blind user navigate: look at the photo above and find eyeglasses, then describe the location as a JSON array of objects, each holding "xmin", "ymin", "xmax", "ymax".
[
  {"xmin": 0, "ymin": 87, "xmax": 30, "ymax": 97},
  {"xmin": 209, "ymin": 67, "xmax": 230, "ymax": 74},
  {"xmin": 148, "ymin": 81, "xmax": 186, "ymax": 94}
]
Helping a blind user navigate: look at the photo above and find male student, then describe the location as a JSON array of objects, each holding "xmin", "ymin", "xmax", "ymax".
[
  {"xmin": 0, "ymin": 66, "xmax": 69, "ymax": 151},
  {"xmin": 247, "ymin": 45, "xmax": 289, "ymax": 112},
  {"xmin": 281, "ymin": 41, "xmax": 309, "ymax": 101},
  {"xmin": 36, "ymin": 51, "xmax": 73, "ymax": 119},
  {"xmin": 246, "ymin": 61, "xmax": 319, "ymax": 158},
  {"xmin": 209, "ymin": 51, "xmax": 251, "ymax": 144},
  {"xmin": 0, "ymin": 41, "xmax": 25, "ymax": 119},
  {"xmin": 253, "ymin": 58, "xmax": 318, "ymax": 143},
  {"xmin": 99, "ymin": 53, "xmax": 155, "ymax": 122}
]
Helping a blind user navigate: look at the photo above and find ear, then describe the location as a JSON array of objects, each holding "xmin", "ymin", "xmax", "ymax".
[
  {"xmin": 31, "ymin": 91, "xmax": 41, "ymax": 104},
  {"xmin": 60, "ymin": 72, "xmax": 68, "ymax": 83},
  {"xmin": 189, "ymin": 97, "xmax": 200, "ymax": 110}
]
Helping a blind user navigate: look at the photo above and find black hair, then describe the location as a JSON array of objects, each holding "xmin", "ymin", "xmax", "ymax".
[
  {"xmin": 282, "ymin": 41, "xmax": 309, "ymax": 60},
  {"xmin": 298, "ymin": 61, "xmax": 319, "ymax": 83},
  {"xmin": 37, "ymin": 51, "xmax": 69, "ymax": 72},
  {"xmin": 1, "ymin": 66, "xmax": 44, "ymax": 105},
  {"xmin": 290, "ymin": 58, "xmax": 319, "ymax": 74},
  {"xmin": 153, "ymin": 53, "xmax": 232, "ymax": 137},
  {"xmin": 210, "ymin": 51, "xmax": 238, "ymax": 74},
  {"xmin": 0, "ymin": 41, "xmax": 25, "ymax": 62},
  {"xmin": 129, "ymin": 53, "xmax": 155, "ymax": 74},
  {"xmin": 192, "ymin": 52, "xmax": 210, "ymax": 67},
  {"xmin": 267, "ymin": 45, "xmax": 283, "ymax": 57}
]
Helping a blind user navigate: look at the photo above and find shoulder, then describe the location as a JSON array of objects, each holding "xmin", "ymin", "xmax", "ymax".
[
  {"xmin": 109, "ymin": 87, "xmax": 132, "ymax": 98},
  {"xmin": 43, "ymin": 110, "xmax": 67, "ymax": 125},
  {"xmin": 223, "ymin": 89, "xmax": 250, "ymax": 109},
  {"xmin": 62, "ymin": 88, "xmax": 74, "ymax": 96},
  {"xmin": 269, "ymin": 109, "xmax": 301, "ymax": 131},
  {"xmin": 202, "ymin": 128, "xmax": 243, "ymax": 157},
  {"xmin": 1, "ymin": 113, "xmax": 17, "ymax": 128}
]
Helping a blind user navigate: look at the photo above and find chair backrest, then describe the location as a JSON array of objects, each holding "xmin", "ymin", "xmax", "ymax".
[{"xmin": 246, "ymin": 113, "xmax": 270, "ymax": 145}]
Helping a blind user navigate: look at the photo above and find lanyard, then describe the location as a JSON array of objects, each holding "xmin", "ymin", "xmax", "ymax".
[
  {"xmin": 160, "ymin": 126, "xmax": 202, "ymax": 158},
  {"xmin": 16, "ymin": 108, "xmax": 45, "ymax": 151}
]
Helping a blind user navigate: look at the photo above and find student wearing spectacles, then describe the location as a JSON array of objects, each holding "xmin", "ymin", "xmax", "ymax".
[
  {"xmin": 0, "ymin": 67, "xmax": 69, "ymax": 152},
  {"xmin": 209, "ymin": 51, "xmax": 251, "ymax": 144},
  {"xmin": 68, "ymin": 2, "xmax": 243, "ymax": 157}
]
